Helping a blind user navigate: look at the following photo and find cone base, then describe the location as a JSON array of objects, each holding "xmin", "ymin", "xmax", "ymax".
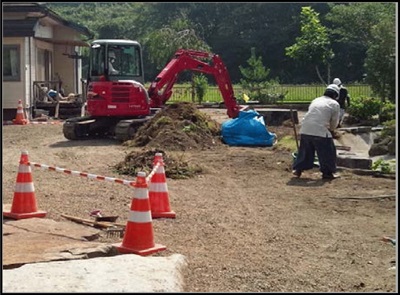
[
  {"xmin": 113, "ymin": 243, "xmax": 166, "ymax": 256},
  {"xmin": 152, "ymin": 211, "xmax": 176, "ymax": 219},
  {"xmin": 3, "ymin": 210, "xmax": 47, "ymax": 220},
  {"xmin": 12, "ymin": 119, "xmax": 28, "ymax": 125}
]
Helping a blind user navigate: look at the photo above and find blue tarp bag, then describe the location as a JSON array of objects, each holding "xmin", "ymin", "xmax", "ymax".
[{"xmin": 221, "ymin": 110, "xmax": 276, "ymax": 146}]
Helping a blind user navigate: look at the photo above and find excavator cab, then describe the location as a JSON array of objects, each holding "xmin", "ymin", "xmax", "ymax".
[
  {"xmin": 89, "ymin": 40, "xmax": 144, "ymax": 83},
  {"xmin": 85, "ymin": 40, "xmax": 150, "ymax": 118}
]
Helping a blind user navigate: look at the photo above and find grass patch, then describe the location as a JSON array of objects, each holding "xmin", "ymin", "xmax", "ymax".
[{"xmin": 275, "ymin": 135, "xmax": 298, "ymax": 152}]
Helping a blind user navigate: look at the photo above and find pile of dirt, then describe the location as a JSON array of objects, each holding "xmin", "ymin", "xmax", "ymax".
[
  {"xmin": 114, "ymin": 149, "xmax": 203, "ymax": 179},
  {"xmin": 123, "ymin": 102, "xmax": 222, "ymax": 151},
  {"xmin": 115, "ymin": 102, "xmax": 223, "ymax": 179}
]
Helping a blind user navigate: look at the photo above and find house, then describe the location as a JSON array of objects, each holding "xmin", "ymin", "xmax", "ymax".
[{"xmin": 2, "ymin": 2, "xmax": 94, "ymax": 121}]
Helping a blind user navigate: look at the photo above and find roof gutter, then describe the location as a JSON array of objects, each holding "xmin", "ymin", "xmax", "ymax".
[{"xmin": 3, "ymin": 3, "xmax": 94, "ymax": 39}]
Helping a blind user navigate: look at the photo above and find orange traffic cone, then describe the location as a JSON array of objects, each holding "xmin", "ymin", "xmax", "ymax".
[
  {"xmin": 12, "ymin": 100, "xmax": 29, "ymax": 125},
  {"xmin": 3, "ymin": 151, "xmax": 47, "ymax": 219},
  {"xmin": 149, "ymin": 153, "xmax": 176, "ymax": 218},
  {"xmin": 114, "ymin": 171, "xmax": 166, "ymax": 256}
]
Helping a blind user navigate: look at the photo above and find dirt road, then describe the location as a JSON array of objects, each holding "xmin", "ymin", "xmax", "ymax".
[{"xmin": 2, "ymin": 109, "xmax": 397, "ymax": 292}]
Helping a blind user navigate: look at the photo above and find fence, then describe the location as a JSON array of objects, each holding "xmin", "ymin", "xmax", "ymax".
[{"xmin": 166, "ymin": 84, "xmax": 372, "ymax": 104}]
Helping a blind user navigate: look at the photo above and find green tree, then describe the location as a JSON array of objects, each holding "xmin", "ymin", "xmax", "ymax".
[
  {"xmin": 326, "ymin": 3, "xmax": 396, "ymax": 102},
  {"xmin": 193, "ymin": 74, "xmax": 208, "ymax": 104},
  {"xmin": 285, "ymin": 6, "xmax": 334, "ymax": 84},
  {"xmin": 145, "ymin": 14, "xmax": 210, "ymax": 100},
  {"xmin": 239, "ymin": 47, "xmax": 280, "ymax": 103},
  {"xmin": 364, "ymin": 17, "xmax": 396, "ymax": 102},
  {"xmin": 145, "ymin": 15, "xmax": 210, "ymax": 70}
]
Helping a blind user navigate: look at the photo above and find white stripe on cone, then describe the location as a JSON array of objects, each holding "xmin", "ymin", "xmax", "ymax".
[
  {"xmin": 128, "ymin": 210, "xmax": 152, "ymax": 223},
  {"xmin": 18, "ymin": 165, "xmax": 32, "ymax": 173},
  {"xmin": 149, "ymin": 182, "xmax": 168, "ymax": 192},
  {"xmin": 135, "ymin": 187, "xmax": 148, "ymax": 199},
  {"xmin": 15, "ymin": 183, "xmax": 35, "ymax": 192}
]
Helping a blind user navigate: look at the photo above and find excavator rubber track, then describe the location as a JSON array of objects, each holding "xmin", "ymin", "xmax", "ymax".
[
  {"xmin": 63, "ymin": 116, "xmax": 118, "ymax": 140},
  {"xmin": 114, "ymin": 117, "xmax": 152, "ymax": 142},
  {"xmin": 63, "ymin": 115, "xmax": 154, "ymax": 141},
  {"xmin": 63, "ymin": 116, "xmax": 94, "ymax": 140}
]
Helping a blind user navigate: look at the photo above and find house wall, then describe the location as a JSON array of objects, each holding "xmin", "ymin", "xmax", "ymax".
[
  {"xmin": 53, "ymin": 26, "xmax": 82, "ymax": 95},
  {"xmin": 53, "ymin": 45, "xmax": 76, "ymax": 95},
  {"xmin": 3, "ymin": 37, "xmax": 26, "ymax": 109},
  {"xmin": 34, "ymin": 39, "xmax": 54, "ymax": 81}
]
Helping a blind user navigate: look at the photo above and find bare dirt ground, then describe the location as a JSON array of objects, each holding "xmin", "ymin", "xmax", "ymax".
[{"xmin": 2, "ymin": 107, "xmax": 397, "ymax": 292}]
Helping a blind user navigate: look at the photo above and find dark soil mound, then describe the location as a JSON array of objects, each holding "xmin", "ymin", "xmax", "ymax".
[
  {"xmin": 115, "ymin": 102, "xmax": 223, "ymax": 179},
  {"xmin": 123, "ymin": 102, "xmax": 222, "ymax": 151},
  {"xmin": 114, "ymin": 149, "xmax": 202, "ymax": 179}
]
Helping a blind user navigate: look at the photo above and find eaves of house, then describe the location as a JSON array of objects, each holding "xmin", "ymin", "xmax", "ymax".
[{"xmin": 3, "ymin": 2, "xmax": 94, "ymax": 46}]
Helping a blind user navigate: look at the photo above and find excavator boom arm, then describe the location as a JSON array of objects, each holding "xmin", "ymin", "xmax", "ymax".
[{"xmin": 147, "ymin": 49, "xmax": 240, "ymax": 118}]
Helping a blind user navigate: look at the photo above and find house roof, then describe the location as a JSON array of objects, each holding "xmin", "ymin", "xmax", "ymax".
[
  {"xmin": 2, "ymin": 19, "xmax": 38, "ymax": 37},
  {"xmin": 2, "ymin": 2, "xmax": 94, "ymax": 39}
]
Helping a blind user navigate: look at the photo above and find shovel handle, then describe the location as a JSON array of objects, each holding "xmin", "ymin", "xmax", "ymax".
[{"xmin": 290, "ymin": 106, "xmax": 299, "ymax": 151}]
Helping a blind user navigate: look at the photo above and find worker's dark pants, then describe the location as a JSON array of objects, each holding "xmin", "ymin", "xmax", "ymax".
[{"xmin": 292, "ymin": 134, "xmax": 337, "ymax": 176}]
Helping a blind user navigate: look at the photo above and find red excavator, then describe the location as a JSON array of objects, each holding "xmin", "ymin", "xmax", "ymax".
[{"xmin": 63, "ymin": 39, "xmax": 245, "ymax": 141}]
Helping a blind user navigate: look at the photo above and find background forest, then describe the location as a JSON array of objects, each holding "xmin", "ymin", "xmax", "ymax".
[{"xmin": 46, "ymin": 2, "xmax": 396, "ymax": 102}]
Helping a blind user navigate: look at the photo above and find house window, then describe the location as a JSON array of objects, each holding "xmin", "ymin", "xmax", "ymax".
[{"xmin": 3, "ymin": 45, "xmax": 21, "ymax": 81}]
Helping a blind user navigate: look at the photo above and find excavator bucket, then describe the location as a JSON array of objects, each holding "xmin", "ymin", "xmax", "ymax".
[{"xmin": 221, "ymin": 109, "xmax": 277, "ymax": 146}]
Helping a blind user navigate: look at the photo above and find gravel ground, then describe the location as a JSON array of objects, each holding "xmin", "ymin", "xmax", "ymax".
[{"xmin": 2, "ymin": 108, "xmax": 397, "ymax": 292}]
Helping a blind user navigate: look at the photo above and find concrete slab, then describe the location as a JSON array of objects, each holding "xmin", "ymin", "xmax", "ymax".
[
  {"xmin": 2, "ymin": 212, "xmax": 188, "ymax": 292},
  {"xmin": 333, "ymin": 126, "xmax": 383, "ymax": 169},
  {"xmin": 2, "ymin": 214, "xmax": 108, "ymax": 267},
  {"xmin": 256, "ymin": 108, "xmax": 299, "ymax": 126},
  {"xmin": 336, "ymin": 154, "xmax": 373, "ymax": 170},
  {"xmin": 2, "ymin": 254, "xmax": 187, "ymax": 292}
]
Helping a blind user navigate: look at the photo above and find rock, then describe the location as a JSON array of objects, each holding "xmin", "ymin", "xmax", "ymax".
[
  {"xmin": 387, "ymin": 140, "xmax": 396, "ymax": 155},
  {"xmin": 369, "ymin": 142, "xmax": 389, "ymax": 157},
  {"xmin": 336, "ymin": 155, "xmax": 372, "ymax": 170}
]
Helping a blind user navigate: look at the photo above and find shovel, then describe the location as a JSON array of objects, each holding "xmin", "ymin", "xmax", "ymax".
[{"xmin": 290, "ymin": 106, "xmax": 299, "ymax": 151}]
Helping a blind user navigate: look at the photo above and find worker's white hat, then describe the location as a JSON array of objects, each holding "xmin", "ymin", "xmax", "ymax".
[
  {"xmin": 326, "ymin": 84, "xmax": 340, "ymax": 95},
  {"xmin": 333, "ymin": 78, "xmax": 342, "ymax": 86}
]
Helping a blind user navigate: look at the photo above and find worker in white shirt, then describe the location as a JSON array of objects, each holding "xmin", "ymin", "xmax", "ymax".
[
  {"xmin": 108, "ymin": 50, "xmax": 119, "ymax": 75},
  {"xmin": 292, "ymin": 84, "xmax": 341, "ymax": 180}
]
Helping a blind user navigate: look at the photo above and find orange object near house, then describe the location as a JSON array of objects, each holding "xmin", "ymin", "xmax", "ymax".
[{"xmin": 12, "ymin": 100, "xmax": 29, "ymax": 125}]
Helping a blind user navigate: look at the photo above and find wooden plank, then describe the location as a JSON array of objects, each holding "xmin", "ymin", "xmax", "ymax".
[
  {"xmin": 61, "ymin": 214, "xmax": 125, "ymax": 229},
  {"xmin": 335, "ymin": 145, "xmax": 351, "ymax": 151}
]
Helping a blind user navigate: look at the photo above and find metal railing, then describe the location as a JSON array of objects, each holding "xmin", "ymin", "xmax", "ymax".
[{"xmin": 166, "ymin": 84, "xmax": 373, "ymax": 104}]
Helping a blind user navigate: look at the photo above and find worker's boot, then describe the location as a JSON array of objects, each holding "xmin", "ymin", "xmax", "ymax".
[{"xmin": 292, "ymin": 170, "xmax": 302, "ymax": 178}]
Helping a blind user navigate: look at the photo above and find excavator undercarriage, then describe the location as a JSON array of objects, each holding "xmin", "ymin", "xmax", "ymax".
[{"xmin": 63, "ymin": 116, "xmax": 152, "ymax": 141}]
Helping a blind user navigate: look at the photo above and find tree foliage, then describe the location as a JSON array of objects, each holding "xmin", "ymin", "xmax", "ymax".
[
  {"xmin": 239, "ymin": 48, "xmax": 281, "ymax": 103},
  {"xmin": 364, "ymin": 16, "xmax": 396, "ymax": 102},
  {"xmin": 285, "ymin": 6, "xmax": 333, "ymax": 84},
  {"xmin": 145, "ymin": 15, "xmax": 210, "ymax": 70},
  {"xmin": 44, "ymin": 2, "xmax": 396, "ymax": 102},
  {"xmin": 326, "ymin": 3, "xmax": 396, "ymax": 102}
]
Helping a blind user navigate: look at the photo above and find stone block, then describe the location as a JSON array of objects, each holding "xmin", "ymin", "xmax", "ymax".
[
  {"xmin": 336, "ymin": 155, "xmax": 372, "ymax": 170},
  {"xmin": 256, "ymin": 108, "xmax": 298, "ymax": 126}
]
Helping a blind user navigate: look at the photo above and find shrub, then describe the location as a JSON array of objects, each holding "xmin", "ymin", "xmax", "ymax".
[
  {"xmin": 381, "ymin": 119, "xmax": 396, "ymax": 137},
  {"xmin": 193, "ymin": 74, "xmax": 208, "ymax": 104},
  {"xmin": 379, "ymin": 101, "xmax": 396, "ymax": 123},
  {"xmin": 347, "ymin": 96, "xmax": 381, "ymax": 121}
]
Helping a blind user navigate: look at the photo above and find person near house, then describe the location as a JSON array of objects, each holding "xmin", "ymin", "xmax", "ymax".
[
  {"xmin": 333, "ymin": 77, "xmax": 350, "ymax": 127},
  {"xmin": 47, "ymin": 89, "xmax": 76, "ymax": 102},
  {"xmin": 292, "ymin": 84, "xmax": 341, "ymax": 180},
  {"xmin": 108, "ymin": 50, "xmax": 119, "ymax": 75}
]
